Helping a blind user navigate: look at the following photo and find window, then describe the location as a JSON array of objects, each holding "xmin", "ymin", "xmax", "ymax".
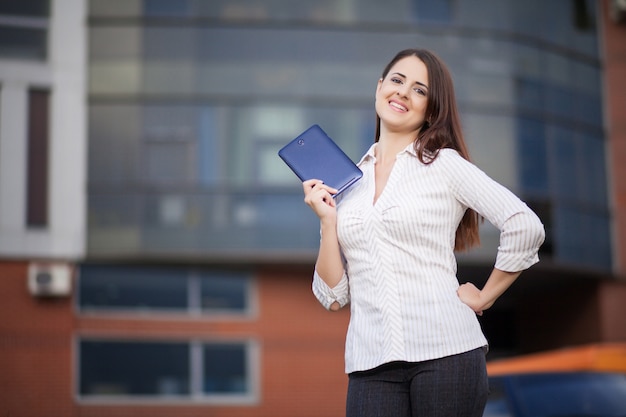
[
  {"xmin": 78, "ymin": 265, "xmax": 253, "ymax": 316},
  {"xmin": 144, "ymin": 0, "xmax": 191, "ymax": 17},
  {"xmin": 516, "ymin": 116, "xmax": 548, "ymax": 196},
  {"xmin": 141, "ymin": 106, "xmax": 198, "ymax": 184},
  {"xmin": 80, "ymin": 340, "xmax": 189, "ymax": 396},
  {"xmin": 200, "ymin": 270, "xmax": 248, "ymax": 311},
  {"xmin": 87, "ymin": 0, "xmax": 605, "ymax": 264},
  {"xmin": 26, "ymin": 88, "xmax": 50, "ymax": 228},
  {"xmin": 0, "ymin": 0, "xmax": 49, "ymax": 60},
  {"xmin": 79, "ymin": 339, "xmax": 258, "ymax": 403},
  {"xmin": 203, "ymin": 343, "xmax": 248, "ymax": 394},
  {"xmin": 413, "ymin": 0, "xmax": 453, "ymax": 22}
]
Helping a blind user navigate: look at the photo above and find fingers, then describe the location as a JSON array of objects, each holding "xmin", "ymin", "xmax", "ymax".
[
  {"xmin": 303, "ymin": 180, "xmax": 338, "ymax": 205},
  {"xmin": 457, "ymin": 282, "xmax": 484, "ymax": 316},
  {"xmin": 302, "ymin": 179, "xmax": 338, "ymax": 217},
  {"xmin": 302, "ymin": 179, "xmax": 338, "ymax": 196}
]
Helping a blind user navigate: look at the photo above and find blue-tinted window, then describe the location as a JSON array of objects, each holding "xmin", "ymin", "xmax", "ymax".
[
  {"xmin": 144, "ymin": 0, "xmax": 190, "ymax": 17},
  {"xmin": 517, "ymin": 117, "xmax": 548, "ymax": 195},
  {"xmin": 413, "ymin": 0, "xmax": 453, "ymax": 22},
  {"xmin": 80, "ymin": 340, "xmax": 189, "ymax": 396},
  {"xmin": 87, "ymin": 0, "xmax": 608, "ymax": 270},
  {"xmin": 546, "ymin": 82, "xmax": 575, "ymax": 119},
  {"xmin": 0, "ymin": 1, "xmax": 49, "ymax": 16},
  {"xmin": 200, "ymin": 271, "xmax": 248, "ymax": 311},
  {"xmin": 0, "ymin": 27, "xmax": 48, "ymax": 60},
  {"xmin": 79, "ymin": 265, "xmax": 251, "ymax": 314},
  {"xmin": 87, "ymin": 0, "xmax": 598, "ymax": 58},
  {"xmin": 204, "ymin": 344, "xmax": 248, "ymax": 394},
  {"xmin": 79, "ymin": 265, "xmax": 188, "ymax": 310},
  {"xmin": 549, "ymin": 125, "xmax": 579, "ymax": 201},
  {"xmin": 554, "ymin": 206, "xmax": 611, "ymax": 269},
  {"xmin": 0, "ymin": 0, "xmax": 49, "ymax": 60},
  {"xmin": 579, "ymin": 133, "xmax": 608, "ymax": 207},
  {"xmin": 79, "ymin": 339, "xmax": 256, "ymax": 402},
  {"xmin": 87, "ymin": 102, "xmax": 371, "ymax": 255},
  {"xmin": 516, "ymin": 77, "xmax": 544, "ymax": 112}
]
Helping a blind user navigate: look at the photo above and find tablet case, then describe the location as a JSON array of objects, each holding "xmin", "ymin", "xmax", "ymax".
[{"xmin": 278, "ymin": 124, "xmax": 363, "ymax": 196}]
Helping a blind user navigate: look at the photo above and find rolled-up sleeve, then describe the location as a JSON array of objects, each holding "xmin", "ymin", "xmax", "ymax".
[
  {"xmin": 441, "ymin": 149, "xmax": 546, "ymax": 272},
  {"xmin": 494, "ymin": 211, "xmax": 545, "ymax": 272},
  {"xmin": 312, "ymin": 269, "xmax": 350, "ymax": 310}
]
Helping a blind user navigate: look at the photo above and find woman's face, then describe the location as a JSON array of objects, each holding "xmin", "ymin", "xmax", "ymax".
[{"xmin": 375, "ymin": 55, "xmax": 429, "ymax": 135}]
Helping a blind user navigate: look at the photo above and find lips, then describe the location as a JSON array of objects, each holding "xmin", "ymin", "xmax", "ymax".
[{"xmin": 389, "ymin": 100, "xmax": 408, "ymax": 112}]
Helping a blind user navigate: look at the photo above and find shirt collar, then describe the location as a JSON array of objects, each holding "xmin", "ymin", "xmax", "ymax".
[
  {"xmin": 357, "ymin": 143, "xmax": 377, "ymax": 165},
  {"xmin": 358, "ymin": 142, "xmax": 418, "ymax": 166}
]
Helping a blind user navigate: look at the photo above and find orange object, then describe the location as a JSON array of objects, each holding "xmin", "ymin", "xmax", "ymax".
[{"xmin": 487, "ymin": 343, "xmax": 626, "ymax": 376}]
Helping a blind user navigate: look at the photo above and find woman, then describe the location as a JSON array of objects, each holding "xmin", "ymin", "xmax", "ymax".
[{"xmin": 302, "ymin": 49, "xmax": 545, "ymax": 417}]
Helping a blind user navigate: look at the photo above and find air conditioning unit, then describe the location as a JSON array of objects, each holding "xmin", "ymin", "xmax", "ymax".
[{"xmin": 27, "ymin": 262, "xmax": 73, "ymax": 297}]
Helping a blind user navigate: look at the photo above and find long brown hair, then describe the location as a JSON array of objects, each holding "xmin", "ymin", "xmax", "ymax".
[{"xmin": 375, "ymin": 49, "xmax": 481, "ymax": 251}]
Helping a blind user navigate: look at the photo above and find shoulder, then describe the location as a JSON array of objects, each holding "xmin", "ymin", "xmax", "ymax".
[
  {"xmin": 429, "ymin": 147, "xmax": 473, "ymax": 171},
  {"xmin": 436, "ymin": 147, "xmax": 464, "ymax": 161},
  {"xmin": 429, "ymin": 148, "xmax": 492, "ymax": 189}
]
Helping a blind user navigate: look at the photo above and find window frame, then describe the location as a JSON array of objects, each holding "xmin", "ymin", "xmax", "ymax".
[
  {"xmin": 76, "ymin": 265, "xmax": 257, "ymax": 320},
  {"xmin": 0, "ymin": 2, "xmax": 50, "ymax": 60},
  {"xmin": 75, "ymin": 336, "xmax": 260, "ymax": 405}
]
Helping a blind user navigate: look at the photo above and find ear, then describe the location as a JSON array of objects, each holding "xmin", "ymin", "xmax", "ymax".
[{"xmin": 376, "ymin": 77, "xmax": 383, "ymax": 93}]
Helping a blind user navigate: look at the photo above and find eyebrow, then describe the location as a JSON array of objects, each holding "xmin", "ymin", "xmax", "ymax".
[{"xmin": 391, "ymin": 72, "xmax": 429, "ymax": 89}]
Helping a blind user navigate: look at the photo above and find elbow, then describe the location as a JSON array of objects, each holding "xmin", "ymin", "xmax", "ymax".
[
  {"xmin": 510, "ymin": 210, "xmax": 546, "ymax": 249},
  {"xmin": 529, "ymin": 212, "xmax": 546, "ymax": 249},
  {"xmin": 329, "ymin": 301, "xmax": 341, "ymax": 312},
  {"xmin": 495, "ymin": 211, "xmax": 546, "ymax": 272}
]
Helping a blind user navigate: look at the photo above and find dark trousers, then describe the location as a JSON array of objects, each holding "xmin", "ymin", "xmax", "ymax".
[{"xmin": 346, "ymin": 347, "xmax": 488, "ymax": 417}]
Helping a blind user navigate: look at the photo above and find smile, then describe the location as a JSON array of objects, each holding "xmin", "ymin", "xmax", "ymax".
[{"xmin": 389, "ymin": 100, "xmax": 408, "ymax": 112}]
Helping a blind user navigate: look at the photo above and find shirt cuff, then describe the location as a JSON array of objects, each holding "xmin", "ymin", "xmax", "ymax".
[{"xmin": 312, "ymin": 269, "xmax": 350, "ymax": 310}]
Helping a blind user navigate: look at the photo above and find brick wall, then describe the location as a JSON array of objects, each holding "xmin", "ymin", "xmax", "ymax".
[
  {"xmin": 0, "ymin": 261, "xmax": 75, "ymax": 417},
  {"xmin": 603, "ymin": 0, "xmax": 626, "ymax": 276},
  {"xmin": 75, "ymin": 266, "xmax": 350, "ymax": 417},
  {"xmin": 0, "ymin": 261, "xmax": 350, "ymax": 417}
]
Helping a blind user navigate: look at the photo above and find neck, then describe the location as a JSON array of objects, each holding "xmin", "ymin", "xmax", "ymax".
[{"xmin": 376, "ymin": 131, "xmax": 416, "ymax": 163}]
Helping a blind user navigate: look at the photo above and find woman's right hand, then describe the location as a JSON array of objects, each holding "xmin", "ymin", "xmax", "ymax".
[{"xmin": 302, "ymin": 179, "xmax": 338, "ymax": 221}]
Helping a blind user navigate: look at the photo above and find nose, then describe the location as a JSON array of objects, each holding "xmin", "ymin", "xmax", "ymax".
[{"xmin": 396, "ymin": 84, "xmax": 410, "ymax": 97}]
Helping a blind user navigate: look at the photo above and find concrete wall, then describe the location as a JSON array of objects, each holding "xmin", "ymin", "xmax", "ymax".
[{"xmin": 0, "ymin": 0, "xmax": 86, "ymax": 259}]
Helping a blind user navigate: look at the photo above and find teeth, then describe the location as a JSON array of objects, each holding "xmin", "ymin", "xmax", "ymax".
[{"xmin": 390, "ymin": 102, "xmax": 407, "ymax": 111}]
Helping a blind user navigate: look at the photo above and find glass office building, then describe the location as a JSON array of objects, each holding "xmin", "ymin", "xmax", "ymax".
[
  {"xmin": 87, "ymin": 0, "xmax": 609, "ymax": 270},
  {"xmin": 79, "ymin": 0, "xmax": 614, "ymax": 407},
  {"xmin": 4, "ymin": 1, "xmax": 623, "ymax": 415}
]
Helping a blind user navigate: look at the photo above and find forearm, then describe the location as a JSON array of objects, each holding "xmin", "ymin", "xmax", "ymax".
[
  {"xmin": 480, "ymin": 268, "xmax": 521, "ymax": 310},
  {"xmin": 301, "ymin": 179, "xmax": 346, "ymax": 310},
  {"xmin": 314, "ymin": 220, "xmax": 345, "ymax": 289},
  {"xmin": 458, "ymin": 268, "xmax": 522, "ymax": 314}
]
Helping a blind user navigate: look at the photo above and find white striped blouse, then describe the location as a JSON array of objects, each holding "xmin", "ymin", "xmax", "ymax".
[{"xmin": 312, "ymin": 143, "xmax": 545, "ymax": 374}]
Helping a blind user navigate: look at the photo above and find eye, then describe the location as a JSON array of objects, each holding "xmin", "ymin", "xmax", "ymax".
[
  {"xmin": 390, "ymin": 77, "xmax": 403, "ymax": 84},
  {"xmin": 413, "ymin": 87, "xmax": 427, "ymax": 96}
]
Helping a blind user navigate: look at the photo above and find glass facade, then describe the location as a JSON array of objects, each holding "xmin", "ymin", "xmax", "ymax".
[{"xmin": 87, "ymin": 0, "xmax": 610, "ymax": 270}]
